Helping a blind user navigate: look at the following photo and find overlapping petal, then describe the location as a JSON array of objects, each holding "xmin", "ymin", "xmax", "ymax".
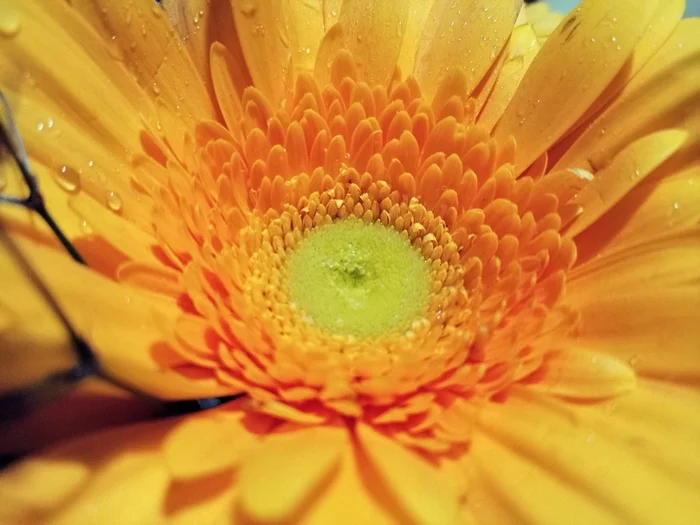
[{"xmin": 0, "ymin": 0, "xmax": 698, "ymax": 523}]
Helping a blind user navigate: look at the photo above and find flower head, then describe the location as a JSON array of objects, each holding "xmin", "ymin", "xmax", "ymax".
[{"xmin": 0, "ymin": 0, "xmax": 699, "ymax": 523}]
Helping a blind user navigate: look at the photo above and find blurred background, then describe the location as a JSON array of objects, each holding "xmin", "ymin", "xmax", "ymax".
[{"xmin": 543, "ymin": 0, "xmax": 700, "ymax": 17}]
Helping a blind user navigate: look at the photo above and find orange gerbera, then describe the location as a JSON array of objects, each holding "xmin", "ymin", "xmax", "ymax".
[{"xmin": 1, "ymin": 0, "xmax": 699, "ymax": 523}]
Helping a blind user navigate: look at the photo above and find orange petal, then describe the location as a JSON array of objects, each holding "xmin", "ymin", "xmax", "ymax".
[
  {"xmin": 527, "ymin": 349, "xmax": 636, "ymax": 399},
  {"xmin": 564, "ymin": 129, "xmax": 687, "ymax": 238},
  {"xmin": 356, "ymin": 423, "xmax": 461, "ymax": 525},
  {"xmin": 413, "ymin": 0, "xmax": 521, "ymax": 102},
  {"xmin": 239, "ymin": 424, "xmax": 347, "ymax": 522},
  {"xmin": 163, "ymin": 401, "xmax": 273, "ymax": 480},
  {"xmin": 494, "ymin": 0, "xmax": 660, "ymax": 173},
  {"xmin": 338, "ymin": 0, "xmax": 409, "ymax": 86},
  {"xmin": 474, "ymin": 388, "xmax": 700, "ymax": 523}
]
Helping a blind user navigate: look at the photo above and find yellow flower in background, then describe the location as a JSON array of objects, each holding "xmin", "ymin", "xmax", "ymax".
[{"xmin": 0, "ymin": 0, "xmax": 699, "ymax": 522}]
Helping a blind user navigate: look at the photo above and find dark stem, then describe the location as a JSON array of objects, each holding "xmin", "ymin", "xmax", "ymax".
[{"xmin": 0, "ymin": 92, "xmax": 85, "ymax": 265}]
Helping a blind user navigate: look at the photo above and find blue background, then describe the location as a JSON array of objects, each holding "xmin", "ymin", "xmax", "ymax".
[{"xmin": 545, "ymin": 0, "xmax": 700, "ymax": 17}]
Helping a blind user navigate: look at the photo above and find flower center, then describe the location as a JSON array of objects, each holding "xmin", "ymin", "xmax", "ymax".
[
  {"xmin": 286, "ymin": 219, "xmax": 431, "ymax": 338},
  {"xmin": 136, "ymin": 49, "xmax": 581, "ymax": 443}
]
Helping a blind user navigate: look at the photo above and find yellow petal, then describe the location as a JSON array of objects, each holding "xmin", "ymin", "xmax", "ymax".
[
  {"xmin": 573, "ymin": 166, "xmax": 700, "ymax": 261},
  {"xmin": 0, "ymin": 418, "xmax": 177, "ymax": 524},
  {"xmin": 163, "ymin": 402, "xmax": 273, "ymax": 480},
  {"xmin": 571, "ymin": 379, "xmax": 700, "ymax": 486},
  {"xmin": 566, "ymin": 286, "xmax": 700, "ymax": 383},
  {"xmin": 494, "ymin": 0, "xmax": 660, "ymax": 173},
  {"xmin": 0, "ymin": 1, "xmax": 164, "ymax": 258},
  {"xmin": 478, "ymin": 23, "xmax": 540, "ymax": 132},
  {"xmin": 475, "ymin": 388, "xmax": 700, "ymax": 524},
  {"xmin": 553, "ymin": 18, "xmax": 700, "ymax": 172},
  {"xmin": 338, "ymin": 0, "xmax": 409, "ymax": 86},
  {"xmin": 563, "ymin": 0, "xmax": 685, "ymax": 142},
  {"xmin": 0, "ymin": 229, "xmax": 76, "ymax": 393},
  {"xmin": 239, "ymin": 424, "xmax": 347, "ymax": 522},
  {"xmin": 66, "ymin": 0, "xmax": 214, "ymax": 123},
  {"xmin": 210, "ymin": 42, "xmax": 245, "ymax": 141},
  {"xmin": 162, "ymin": 0, "xmax": 252, "ymax": 96},
  {"xmin": 302, "ymin": 443, "xmax": 404, "ymax": 525},
  {"xmin": 396, "ymin": 0, "xmax": 436, "ymax": 76},
  {"xmin": 233, "ymin": 0, "xmax": 291, "ymax": 108},
  {"xmin": 413, "ymin": 0, "xmax": 521, "ymax": 102},
  {"xmin": 527, "ymin": 349, "xmax": 636, "ymax": 399},
  {"xmin": 0, "ymin": 235, "xmax": 232, "ymax": 399},
  {"xmin": 323, "ymin": 0, "xmax": 342, "ymax": 31},
  {"xmin": 356, "ymin": 423, "xmax": 461, "ymax": 525},
  {"xmin": 468, "ymin": 433, "xmax": 619, "ymax": 524},
  {"xmin": 564, "ymin": 129, "xmax": 687, "ymax": 238},
  {"xmin": 285, "ymin": 0, "xmax": 326, "ymax": 77}
]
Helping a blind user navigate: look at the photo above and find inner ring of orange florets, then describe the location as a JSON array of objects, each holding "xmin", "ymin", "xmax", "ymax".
[{"xmin": 138, "ymin": 51, "xmax": 579, "ymax": 450}]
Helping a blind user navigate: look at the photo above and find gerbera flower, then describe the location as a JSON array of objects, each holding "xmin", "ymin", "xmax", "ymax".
[{"xmin": 1, "ymin": 0, "xmax": 699, "ymax": 522}]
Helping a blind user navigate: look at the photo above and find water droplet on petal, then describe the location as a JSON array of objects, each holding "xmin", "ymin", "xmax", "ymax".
[
  {"xmin": 106, "ymin": 190, "xmax": 123, "ymax": 212},
  {"xmin": 0, "ymin": 8, "xmax": 22, "ymax": 38},
  {"xmin": 0, "ymin": 172, "xmax": 7, "ymax": 192},
  {"xmin": 54, "ymin": 165, "xmax": 81, "ymax": 193},
  {"xmin": 239, "ymin": 0, "xmax": 258, "ymax": 16},
  {"xmin": 80, "ymin": 219, "xmax": 93, "ymax": 235}
]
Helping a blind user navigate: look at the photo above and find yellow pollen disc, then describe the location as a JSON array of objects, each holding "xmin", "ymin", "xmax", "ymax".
[{"xmin": 286, "ymin": 219, "xmax": 431, "ymax": 338}]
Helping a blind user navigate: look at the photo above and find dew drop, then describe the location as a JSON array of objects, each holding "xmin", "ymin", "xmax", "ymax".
[
  {"xmin": 106, "ymin": 190, "xmax": 123, "ymax": 212},
  {"xmin": 54, "ymin": 165, "xmax": 81, "ymax": 193},
  {"xmin": 37, "ymin": 122, "xmax": 44, "ymax": 132},
  {"xmin": 80, "ymin": 219, "xmax": 94, "ymax": 235},
  {"xmin": 0, "ymin": 8, "xmax": 22, "ymax": 38},
  {"xmin": 239, "ymin": 0, "xmax": 258, "ymax": 16},
  {"xmin": 586, "ymin": 433, "xmax": 597, "ymax": 444},
  {"xmin": 0, "ymin": 172, "xmax": 7, "ymax": 192},
  {"xmin": 152, "ymin": 82, "xmax": 161, "ymax": 94}
]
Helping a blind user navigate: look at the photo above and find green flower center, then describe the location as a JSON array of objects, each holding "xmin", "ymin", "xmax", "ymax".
[{"xmin": 286, "ymin": 219, "xmax": 431, "ymax": 338}]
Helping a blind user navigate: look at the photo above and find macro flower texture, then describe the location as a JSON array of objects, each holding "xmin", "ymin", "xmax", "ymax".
[{"xmin": 0, "ymin": 0, "xmax": 699, "ymax": 522}]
